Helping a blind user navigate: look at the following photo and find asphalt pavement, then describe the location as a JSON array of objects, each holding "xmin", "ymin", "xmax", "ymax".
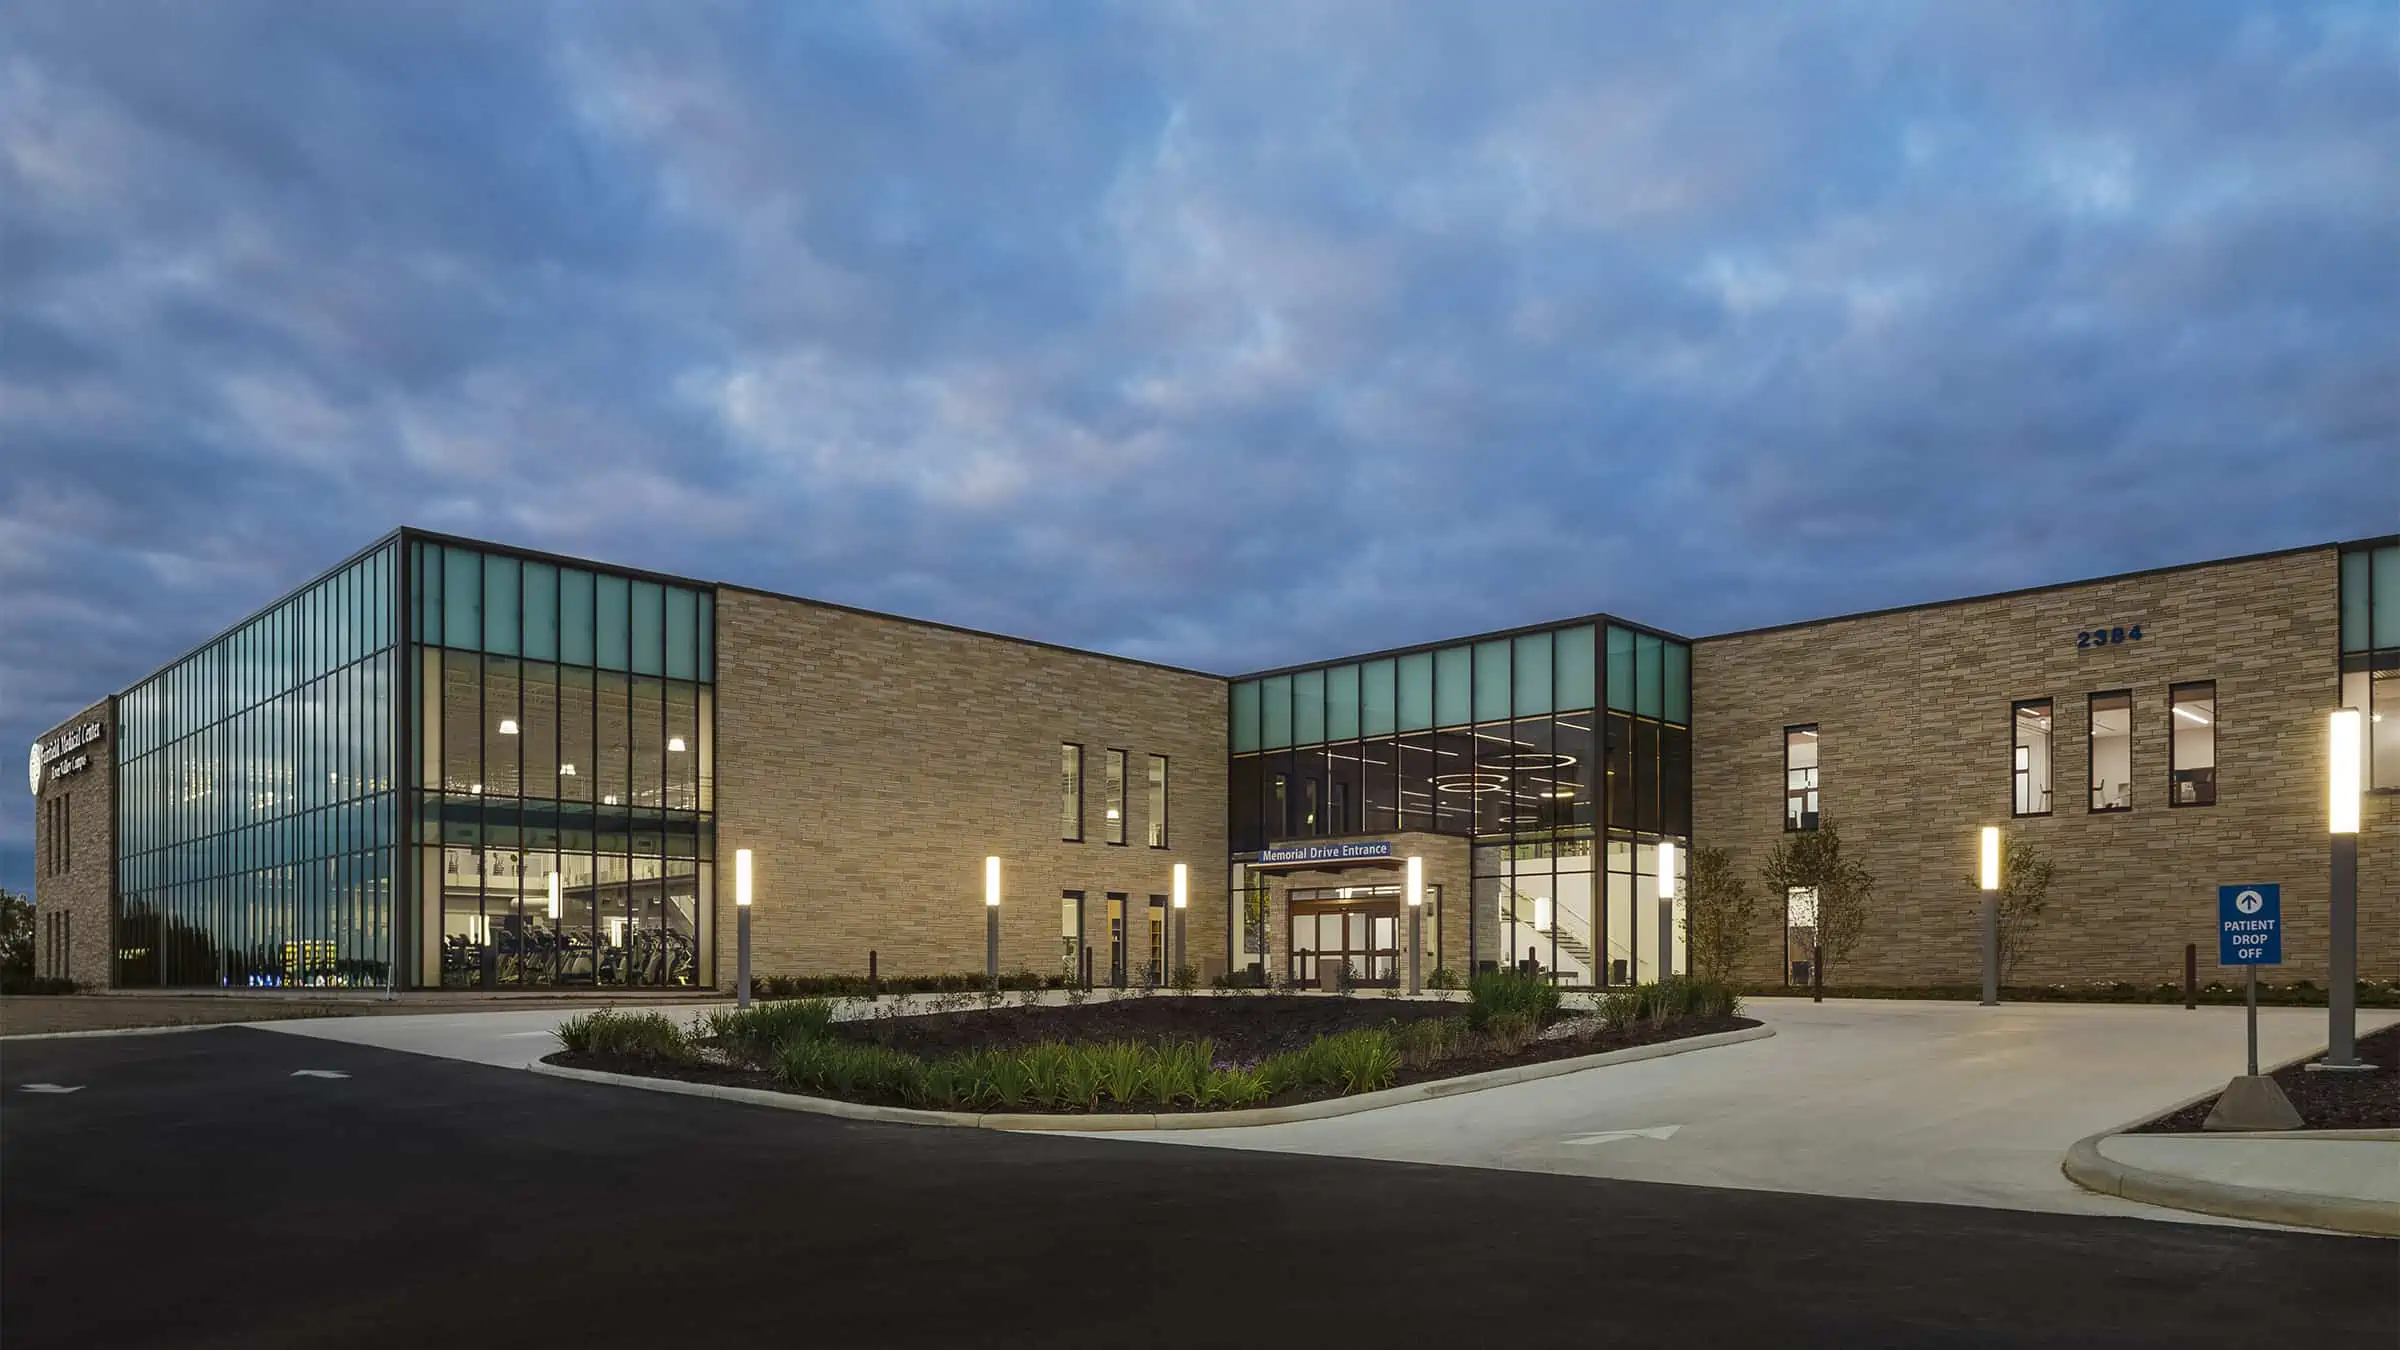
[{"xmin": 4, "ymin": 1026, "xmax": 2392, "ymax": 1349}]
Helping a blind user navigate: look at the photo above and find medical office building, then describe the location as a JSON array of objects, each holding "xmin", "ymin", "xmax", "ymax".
[{"xmin": 28, "ymin": 528, "xmax": 2400, "ymax": 995}]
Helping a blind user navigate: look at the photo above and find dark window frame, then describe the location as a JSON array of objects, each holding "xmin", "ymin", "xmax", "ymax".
[
  {"xmin": 2011, "ymin": 699, "xmax": 2053, "ymax": 818},
  {"xmin": 2168, "ymin": 680, "xmax": 2217, "ymax": 808},
  {"xmin": 1060, "ymin": 742, "xmax": 1084, "ymax": 843},
  {"xmin": 1783, "ymin": 724, "xmax": 1820, "ymax": 832},
  {"xmin": 2087, "ymin": 689, "xmax": 2134, "ymax": 814},
  {"xmin": 1145, "ymin": 753, "xmax": 1170, "ymax": 848},
  {"xmin": 1103, "ymin": 747, "xmax": 1128, "ymax": 846}
]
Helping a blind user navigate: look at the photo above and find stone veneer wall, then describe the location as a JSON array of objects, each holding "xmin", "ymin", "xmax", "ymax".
[
  {"xmin": 712, "ymin": 588, "xmax": 1228, "ymax": 986},
  {"xmin": 29, "ymin": 697, "xmax": 117, "ymax": 989},
  {"xmin": 1694, "ymin": 546, "xmax": 2397, "ymax": 986}
]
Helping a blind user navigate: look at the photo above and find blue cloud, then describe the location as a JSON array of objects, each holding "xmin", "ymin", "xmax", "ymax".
[{"xmin": 3, "ymin": 0, "xmax": 2395, "ymax": 891}]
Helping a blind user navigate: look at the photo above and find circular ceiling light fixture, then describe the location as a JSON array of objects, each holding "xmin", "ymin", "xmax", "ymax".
[
  {"xmin": 1482, "ymin": 752, "xmax": 1577, "ymax": 771},
  {"xmin": 1432, "ymin": 772, "xmax": 1509, "ymax": 795}
]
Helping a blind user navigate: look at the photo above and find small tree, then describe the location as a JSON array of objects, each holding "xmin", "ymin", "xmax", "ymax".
[
  {"xmin": 0, "ymin": 888, "xmax": 32, "ymax": 984},
  {"xmin": 1759, "ymin": 819, "xmax": 1874, "ymax": 997},
  {"xmin": 1970, "ymin": 838, "xmax": 2055, "ymax": 985},
  {"xmin": 1682, "ymin": 845, "xmax": 1761, "ymax": 983}
]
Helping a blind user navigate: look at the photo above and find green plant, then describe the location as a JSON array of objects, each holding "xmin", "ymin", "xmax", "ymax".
[
  {"xmin": 1425, "ymin": 967, "xmax": 1462, "ymax": 991},
  {"xmin": 1204, "ymin": 1066, "xmax": 1268, "ymax": 1108},
  {"xmin": 1319, "ymin": 1029, "xmax": 1402, "ymax": 1093},
  {"xmin": 1148, "ymin": 1040, "xmax": 1212, "ymax": 1106},
  {"xmin": 1483, "ymin": 1010, "xmax": 1536, "ymax": 1054},
  {"xmin": 1969, "ymin": 839, "xmax": 2056, "ymax": 984},
  {"xmin": 1684, "ymin": 845, "xmax": 1762, "ymax": 982},
  {"xmin": 702, "ymin": 999, "xmax": 835, "ymax": 1065},
  {"xmin": 1060, "ymin": 1046, "xmax": 1106, "ymax": 1110},
  {"xmin": 1467, "ymin": 969, "xmax": 1562, "ymax": 1030},
  {"xmin": 1171, "ymin": 963, "xmax": 1200, "ymax": 993},
  {"xmin": 1598, "ymin": 987, "xmax": 1640, "ymax": 1030},
  {"xmin": 1096, "ymin": 1041, "xmax": 1150, "ymax": 1104},
  {"xmin": 555, "ymin": 1009, "xmax": 692, "ymax": 1062},
  {"xmin": 1761, "ymin": 818, "xmax": 1875, "ymax": 993},
  {"xmin": 1018, "ymin": 1041, "xmax": 1073, "ymax": 1108},
  {"xmin": 1394, "ymin": 1016, "xmax": 1469, "ymax": 1068}
]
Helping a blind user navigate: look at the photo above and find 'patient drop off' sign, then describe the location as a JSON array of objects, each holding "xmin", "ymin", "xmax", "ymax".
[{"xmin": 2216, "ymin": 884, "xmax": 2282, "ymax": 966}]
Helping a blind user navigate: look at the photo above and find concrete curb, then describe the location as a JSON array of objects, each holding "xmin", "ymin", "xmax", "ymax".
[
  {"xmin": 2061, "ymin": 1131, "xmax": 2400, "ymax": 1237},
  {"xmin": 526, "ymin": 1022, "xmax": 1776, "ymax": 1132},
  {"xmin": 0, "ymin": 1022, "xmax": 222, "ymax": 1043}
]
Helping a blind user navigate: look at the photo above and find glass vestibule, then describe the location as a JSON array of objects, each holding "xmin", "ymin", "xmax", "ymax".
[{"xmin": 1289, "ymin": 888, "xmax": 1402, "ymax": 986}]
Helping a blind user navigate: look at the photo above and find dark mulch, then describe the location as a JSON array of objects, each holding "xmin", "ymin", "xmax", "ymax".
[
  {"xmin": 546, "ymin": 999, "xmax": 1759, "ymax": 1115},
  {"xmin": 2131, "ymin": 1022, "xmax": 2399, "ymax": 1132}
]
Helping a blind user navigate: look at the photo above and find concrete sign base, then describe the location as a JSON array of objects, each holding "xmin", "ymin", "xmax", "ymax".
[{"xmin": 2201, "ymin": 1074, "xmax": 2303, "ymax": 1132}]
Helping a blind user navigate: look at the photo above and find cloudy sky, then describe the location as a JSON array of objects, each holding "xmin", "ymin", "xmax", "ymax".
[{"xmin": 4, "ymin": 1, "xmax": 2396, "ymax": 890}]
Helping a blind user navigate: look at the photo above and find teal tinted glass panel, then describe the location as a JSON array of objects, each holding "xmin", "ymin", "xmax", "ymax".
[
  {"xmin": 1636, "ymin": 632, "xmax": 1663, "ymax": 719},
  {"xmin": 483, "ymin": 554, "xmax": 521, "ymax": 655},
  {"xmin": 1513, "ymin": 632, "xmax": 1552, "ymax": 716},
  {"xmin": 1326, "ymin": 664, "xmax": 1360, "ymax": 740},
  {"xmin": 1474, "ymin": 641, "xmax": 1511, "ymax": 722},
  {"xmin": 522, "ymin": 562, "xmax": 558, "ymax": 661},
  {"xmin": 630, "ymin": 581, "xmax": 665, "ymax": 676},
  {"xmin": 2341, "ymin": 550, "xmax": 2371, "ymax": 653},
  {"xmin": 1434, "ymin": 647, "xmax": 1472, "ymax": 726},
  {"xmin": 1261, "ymin": 675, "xmax": 1293, "ymax": 749},
  {"xmin": 1231, "ymin": 681, "xmax": 1261, "ymax": 753},
  {"xmin": 596, "ymin": 574, "xmax": 630, "ymax": 670},
  {"xmin": 1606, "ymin": 625, "xmax": 1635, "ymax": 712},
  {"xmin": 1293, "ymin": 669, "xmax": 1326, "ymax": 745},
  {"xmin": 2376, "ymin": 546, "xmax": 2400, "ymax": 649},
  {"xmin": 665, "ymin": 587, "xmax": 698, "ymax": 681},
  {"xmin": 560, "ymin": 569, "xmax": 595, "ymax": 667},
  {"xmin": 1361, "ymin": 659, "xmax": 1397, "ymax": 736},
  {"xmin": 442, "ymin": 547, "xmax": 481, "ymax": 651},
  {"xmin": 1555, "ymin": 625, "xmax": 1596, "ymax": 710},
  {"xmin": 1664, "ymin": 642, "xmax": 1690, "ymax": 724},
  {"xmin": 1397, "ymin": 652, "xmax": 1433, "ymax": 731},
  {"xmin": 697, "ymin": 591, "xmax": 714, "ymax": 681},
  {"xmin": 410, "ymin": 535, "xmax": 434, "ymax": 638}
]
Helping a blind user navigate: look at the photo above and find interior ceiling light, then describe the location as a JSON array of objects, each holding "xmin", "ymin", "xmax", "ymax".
[
  {"xmin": 2173, "ymin": 707, "xmax": 2210, "ymax": 725},
  {"xmin": 667, "ymin": 736, "xmax": 687, "ymax": 752},
  {"xmin": 1484, "ymin": 752, "xmax": 1577, "ymax": 771},
  {"xmin": 560, "ymin": 764, "xmax": 577, "ymax": 776},
  {"xmin": 1105, "ymin": 808, "xmax": 1120, "ymax": 820},
  {"xmin": 470, "ymin": 783, "xmax": 483, "ymax": 795},
  {"xmin": 499, "ymin": 719, "xmax": 520, "ymax": 736},
  {"xmin": 1432, "ymin": 772, "xmax": 1509, "ymax": 794},
  {"xmin": 603, "ymin": 794, "xmax": 618, "ymax": 805}
]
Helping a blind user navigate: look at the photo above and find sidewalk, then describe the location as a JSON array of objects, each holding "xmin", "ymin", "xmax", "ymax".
[{"xmin": 2065, "ymin": 1129, "xmax": 2400, "ymax": 1236}]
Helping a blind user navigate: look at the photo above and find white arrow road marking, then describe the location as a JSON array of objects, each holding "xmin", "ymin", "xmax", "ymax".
[
  {"xmin": 1561, "ymin": 1124, "xmax": 1680, "ymax": 1146},
  {"xmin": 289, "ymin": 1069, "xmax": 350, "ymax": 1079},
  {"xmin": 20, "ymin": 1083, "xmax": 84, "ymax": 1094}
]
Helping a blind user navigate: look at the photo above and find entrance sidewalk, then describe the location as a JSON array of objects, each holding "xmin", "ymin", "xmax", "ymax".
[{"xmin": 2067, "ymin": 1128, "xmax": 2400, "ymax": 1235}]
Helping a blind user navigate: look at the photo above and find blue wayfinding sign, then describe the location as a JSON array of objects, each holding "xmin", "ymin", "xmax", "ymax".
[{"xmin": 2217, "ymin": 884, "xmax": 2282, "ymax": 966}]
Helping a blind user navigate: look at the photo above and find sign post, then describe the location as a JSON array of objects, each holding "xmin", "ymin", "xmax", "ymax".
[{"xmin": 2205, "ymin": 884, "xmax": 2299, "ymax": 1131}]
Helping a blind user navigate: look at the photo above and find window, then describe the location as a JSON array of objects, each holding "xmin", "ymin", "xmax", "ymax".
[
  {"xmin": 2012, "ymin": 700, "xmax": 2053, "ymax": 816},
  {"xmin": 2088, "ymin": 691, "xmax": 2132, "ymax": 812},
  {"xmin": 1145, "ymin": 755, "xmax": 1169, "ymax": 847},
  {"xmin": 2169, "ymin": 682, "xmax": 2216, "ymax": 807},
  {"xmin": 1060, "ymin": 744, "xmax": 1084, "ymax": 841},
  {"xmin": 1785, "ymin": 887, "xmax": 1819, "ymax": 985},
  {"xmin": 1103, "ymin": 749, "xmax": 1126, "ymax": 845},
  {"xmin": 1060, "ymin": 892, "xmax": 1084, "ymax": 983},
  {"xmin": 1784, "ymin": 725, "xmax": 1819, "ymax": 830}
]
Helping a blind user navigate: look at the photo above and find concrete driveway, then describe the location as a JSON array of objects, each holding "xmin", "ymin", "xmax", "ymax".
[{"xmin": 1099, "ymin": 997, "xmax": 2397, "ymax": 1221}]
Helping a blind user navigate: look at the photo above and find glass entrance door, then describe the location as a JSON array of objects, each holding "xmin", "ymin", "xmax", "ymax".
[{"xmin": 1288, "ymin": 889, "xmax": 1403, "ymax": 986}]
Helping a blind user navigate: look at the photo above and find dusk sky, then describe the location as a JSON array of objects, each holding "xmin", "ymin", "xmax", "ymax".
[{"xmin": 5, "ymin": 1, "xmax": 2396, "ymax": 891}]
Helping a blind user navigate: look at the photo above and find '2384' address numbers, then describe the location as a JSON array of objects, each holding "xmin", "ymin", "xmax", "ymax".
[{"xmin": 2076, "ymin": 625, "xmax": 2144, "ymax": 649}]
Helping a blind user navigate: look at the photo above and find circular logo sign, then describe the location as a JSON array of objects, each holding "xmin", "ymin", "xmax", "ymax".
[
  {"xmin": 2235, "ymin": 889, "xmax": 2264, "ymax": 915},
  {"xmin": 28, "ymin": 742, "xmax": 42, "ymax": 796}
]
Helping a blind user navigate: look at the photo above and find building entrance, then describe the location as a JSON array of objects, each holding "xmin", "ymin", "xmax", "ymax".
[{"xmin": 1289, "ymin": 887, "xmax": 1401, "ymax": 986}]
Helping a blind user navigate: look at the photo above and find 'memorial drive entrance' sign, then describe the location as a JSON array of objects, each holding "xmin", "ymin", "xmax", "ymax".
[
  {"xmin": 1254, "ymin": 840, "xmax": 1394, "ymax": 867},
  {"xmin": 2217, "ymin": 884, "xmax": 2282, "ymax": 966}
]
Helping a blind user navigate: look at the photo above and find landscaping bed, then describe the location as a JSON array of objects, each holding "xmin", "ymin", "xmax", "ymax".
[
  {"xmin": 2130, "ymin": 1023, "xmax": 2400, "ymax": 1133},
  {"xmin": 545, "ymin": 976, "xmax": 1757, "ymax": 1117}
]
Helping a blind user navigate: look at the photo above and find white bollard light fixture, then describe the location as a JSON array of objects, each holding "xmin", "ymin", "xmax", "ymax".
[
  {"xmin": 984, "ymin": 855, "xmax": 1002, "ymax": 990},
  {"xmin": 735, "ymin": 848, "xmax": 754, "ymax": 1010},
  {"xmin": 1656, "ymin": 841, "xmax": 1678, "ymax": 985},
  {"xmin": 2324, "ymin": 709, "xmax": 2365, "ymax": 1069},
  {"xmin": 547, "ymin": 870, "xmax": 561, "ymax": 921},
  {"xmin": 1172, "ymin": 862, "xmax": 1189, "ymax": 980},
  {"xmin": 1406, "ymin": 855, "xmax": 1424, "ymax": 995},
  {"xmin": 1978, "ymin": 827, "xmax": 2000, "ymax": 1006}
]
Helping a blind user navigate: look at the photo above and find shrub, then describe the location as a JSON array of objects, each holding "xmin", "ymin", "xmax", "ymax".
[
  {"xmin": 1320, "ymin": 1029, "xmax": 1402, "ymax": 1094},
  {"xmin": 1096, "ymin": 1041, "xmax": 1151, "ymax": 1104},
  {"xmin": 556, "ymin": 1010, "xmax": 692, "ymax": 1063},
  {"xmin": 1395, "ymin": 1016, "xmax": 1470, "ymax": 1068},
  {"xmin": 774, "ymin": 1037, "xmax": 924, "ymax": 1102},
  {"xmin": 1171, "ymin": 963, "xmax": 1200, "ymax": 993},
  {"xmin": 1426, "ymin": 967, "xmax": 1462, "ymax": 991},
  {"xmin": 1596, "ymin": 978, "xmax": 1741, "ymax": 1029},
  {"xmin": 1483, "ymin": 1011, "xmax": 1536, "ymax": 1054},
  {"xmin": 703, "ymin": 999, "xmax": 835, "ymax": 1065},
  {"xmin": 1204, "ymin": 1067, "xmax": 1268, "ymax": 1109},
  {"xmin": 1148, "ymin": 1040, "xmax": 1213, "ymax": 1107},
  {"xmin": 1467, "ymin": 970, "xmax": 1561, "ymax": 1030}
]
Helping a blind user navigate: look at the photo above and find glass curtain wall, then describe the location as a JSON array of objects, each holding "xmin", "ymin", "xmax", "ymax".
[
  {"xmin": 1230, "ymin": 620, "xmax": 1691, "ymax": 986},
  {"xmin": 408, "ymin": 540, "xmax": 715, "ymax": 989},
  {"xmin": 115, "ymin": 541, "xmax": 400, "ymax": 987},
  {"xmin": 2339, "ymin": 541, "xmax": 2400, "ymax": 790}
]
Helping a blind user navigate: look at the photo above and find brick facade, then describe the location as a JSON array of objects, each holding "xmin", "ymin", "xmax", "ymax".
[
  {"xmin": 30, "ymin": 697, "xmax": 117, "ymax": 989},
  {"xmin": 1693, "ymin": 546, "xmax": 2397, "ymax": 987},
  {"xmin": 713, "ymin": 588, "xmax": 1229, "ymax": 987}
]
